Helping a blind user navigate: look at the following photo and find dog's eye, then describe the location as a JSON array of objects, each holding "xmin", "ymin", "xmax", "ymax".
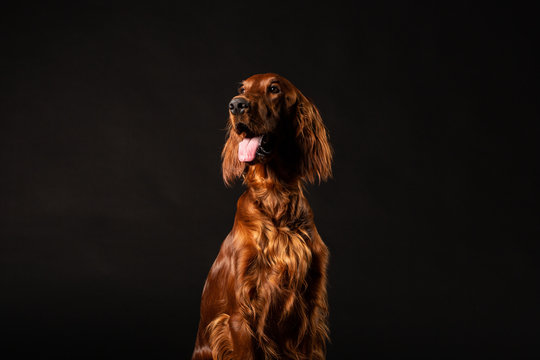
[
  {"xmin": 238, "ymin": 87, "xmax": 245, "ymax": 94},
  {"xmin": 269, "ymin": 85, "xmax": 280, "ymax": 94}
]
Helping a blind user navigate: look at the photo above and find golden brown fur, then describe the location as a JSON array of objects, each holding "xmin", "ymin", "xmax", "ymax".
[{"xmin": 192, "ymin": 73, "xmax": 332, "ymax": 359}]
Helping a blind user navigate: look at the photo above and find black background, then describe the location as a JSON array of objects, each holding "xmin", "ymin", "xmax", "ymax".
[{"xmin": 1, "ymin": 2, "xmax": 538, "ymax": 359}]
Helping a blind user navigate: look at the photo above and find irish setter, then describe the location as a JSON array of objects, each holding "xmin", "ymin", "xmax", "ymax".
[{"xmin": 192, "ymin": 73, "xmax": 332, "ymax": 360}]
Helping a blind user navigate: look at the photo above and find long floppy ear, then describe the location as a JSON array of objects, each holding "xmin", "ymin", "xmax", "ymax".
[
  {"xmin": 295, "ymin": 92, "xmax": 333, "ymax": 184},
  {"xmin": 221, "ymin": 124, "xmax": 245, "ymax": 186}
]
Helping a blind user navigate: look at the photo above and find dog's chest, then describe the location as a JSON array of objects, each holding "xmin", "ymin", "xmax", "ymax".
[{"xmin": 251, "ymin": 225, "xmax": 312, "ymax": 292}]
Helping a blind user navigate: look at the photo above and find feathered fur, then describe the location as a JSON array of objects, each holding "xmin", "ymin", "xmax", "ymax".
[{"xmin": 193, "ymin": 73, "xmax": 332, "ymax": 360}]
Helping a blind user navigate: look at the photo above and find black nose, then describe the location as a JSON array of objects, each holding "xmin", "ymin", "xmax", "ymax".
[{"xmin": 229, "ymin": 97, "xmax": 249, "ymax": 115}]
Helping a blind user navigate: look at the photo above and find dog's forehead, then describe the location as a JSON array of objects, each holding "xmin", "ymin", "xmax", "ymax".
[{"xmin": 243, "ymin": 73, "xmax": 288, "ymax": 90}]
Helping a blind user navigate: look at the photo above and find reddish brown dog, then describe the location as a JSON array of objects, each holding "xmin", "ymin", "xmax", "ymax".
[{"xmin": 192, "ymin": 73, "xmax": 332, "ymax": 360}]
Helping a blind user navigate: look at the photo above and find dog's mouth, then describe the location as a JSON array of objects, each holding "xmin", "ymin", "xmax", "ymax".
[{"xmin": 238, "ymin": 134, "xmax": 273, "ymax": 163}]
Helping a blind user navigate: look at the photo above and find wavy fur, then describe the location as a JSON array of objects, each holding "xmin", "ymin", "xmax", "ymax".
[{"xmin": 193, "ymin": 74, "xmax": 331, "ymax": 359}]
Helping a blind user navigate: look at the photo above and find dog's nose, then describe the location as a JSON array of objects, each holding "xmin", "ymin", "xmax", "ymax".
[{"xmin": 229, "ymin": 97, "xmax": 249, "ymax": 115}]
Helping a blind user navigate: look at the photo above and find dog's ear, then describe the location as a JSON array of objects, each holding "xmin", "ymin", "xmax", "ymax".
[
  {"xmin": 222, "ymin": 124, "xmax": 245, "ymax": 186},
  {"xmin": 295, "ymin": 92, "xmax": 333, "ymax": 184}
]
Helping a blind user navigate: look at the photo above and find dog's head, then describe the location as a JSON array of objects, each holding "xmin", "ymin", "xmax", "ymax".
[{"xmin": 222, "ymin": 73, "xmax": 332, "ymax": 185}]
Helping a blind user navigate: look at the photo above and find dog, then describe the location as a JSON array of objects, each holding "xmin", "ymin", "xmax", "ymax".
[{"xmin": 192, "ymin": 73, "xmax": 332, "ymax": 360}]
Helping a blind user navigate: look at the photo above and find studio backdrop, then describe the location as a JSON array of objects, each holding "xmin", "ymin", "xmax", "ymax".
[{"xmin": 1, "ymin": 2, "xmax": 537, "ymax": 359}]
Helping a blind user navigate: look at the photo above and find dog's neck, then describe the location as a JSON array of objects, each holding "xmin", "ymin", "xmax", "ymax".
[{"xmin": 243, "ymin": 164, "xmax": 312, "ymax": 227}]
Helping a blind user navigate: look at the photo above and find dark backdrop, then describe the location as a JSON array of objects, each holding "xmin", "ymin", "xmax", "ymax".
[{"xmin": 1, "ymin": 2, "xmax": 537, "ymax": 359}]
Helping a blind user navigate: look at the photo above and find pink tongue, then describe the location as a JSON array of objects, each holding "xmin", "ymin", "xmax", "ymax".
[{"xmin": 238, "ymin": 136, "xmax": 262, "ymax": 162}]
